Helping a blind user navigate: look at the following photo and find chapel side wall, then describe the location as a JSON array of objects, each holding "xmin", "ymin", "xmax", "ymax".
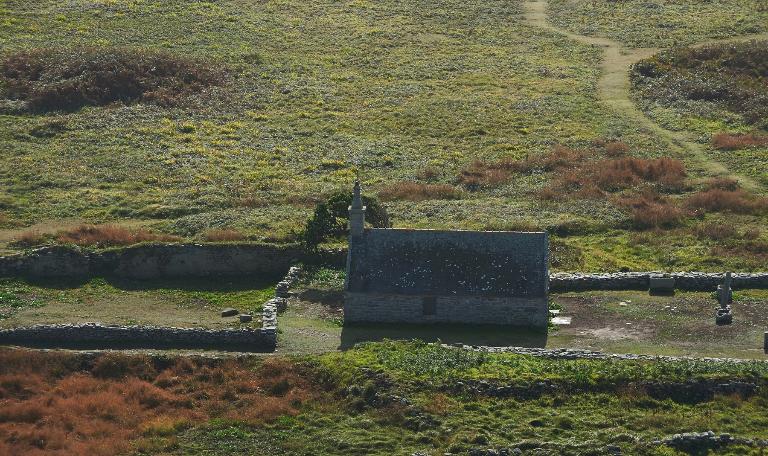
[{"xmin": 344, "ymin": 292, "xmax": 548, "ymax": 327}]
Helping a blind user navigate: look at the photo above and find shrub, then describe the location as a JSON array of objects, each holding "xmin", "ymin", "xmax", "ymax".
[
  {"xmin": 686, "ymin": 189, "xmax": 768, "ymax": 215},
  {"xmin": 457, "ymin": 160, "xmax": 511, "ymax": 190},
  {"xmin": 416, "ymin": 167, "xmax": 441, "ymax": 181},
  {"xmin": 56, "ymin": 224, "xmax": 182, "ymax": 247},
  {"xmin": 0, "ymin": 48, "xmax": 224, "ymax": 113},
  {"xmin": 457, "ymin": 146, "xmax": 588, "ymax": 191},
  {"xmin": 705, "ymin": 177, "xmax": 741, "ymax": 191},
  {"xmin": 303, "ymin": 189, "xmax": 390, "ymax": 248},
  {"xmin": 695, "ymin": 223, "xmax": 738, "ymax": 241},
  {"xmin": 617, "ymin": 190, "xmax": 684, "ymax": 229},
  {"xmin": 712, "ymin": 133, "xmax": 768, "ymax": 150},
  {"xmin": 604, "ymin": 141, "xmax": 630, "ymax": 157},
  {"xmin": 0, "ymin": 351, "xmax": 320, "ymax": 456},
  {"xmin": 378, "ymin": 182, "xmax": 462, "ymax": 201},
  {"xmin": 202, "ymin": 229, "xmax": 246, "ymax": 242}
]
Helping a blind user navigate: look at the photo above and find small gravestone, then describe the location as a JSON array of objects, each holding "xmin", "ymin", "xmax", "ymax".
[
  {"xmin": 239, "ymin": 314, "xmax": 253, "ymax": 323},
  {"xmin": 715, "ymin": 272, "xmax": 733, "ymax": 325},
  {"xmin": 649, "ymin": 274, "xmax": 675, "ymax": 295},
  {"xmin": 220, "ymin": 308, "xmax": 238, "ymax": 317}
]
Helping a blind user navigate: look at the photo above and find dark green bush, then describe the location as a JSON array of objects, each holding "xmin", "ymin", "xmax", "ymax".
[{"xmin": 303, "ymin": 189, "xmax": 390, "ymax": 249}]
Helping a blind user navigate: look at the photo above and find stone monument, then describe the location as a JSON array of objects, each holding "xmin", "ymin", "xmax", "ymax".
[{"xmin": 715, "ymin": 272, "xmax": 733, "ymax": 325}]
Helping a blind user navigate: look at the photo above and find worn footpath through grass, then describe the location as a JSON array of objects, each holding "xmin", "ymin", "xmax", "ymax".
[{"xmin": 525, "ymin": 0, "xmax": 767, "ymax": 193}]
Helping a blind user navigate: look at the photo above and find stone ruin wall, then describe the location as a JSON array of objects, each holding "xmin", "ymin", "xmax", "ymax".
[
  {"xmin": 0, "ymin": 244, "xmax": 306, "ymax": 279},
  {"xmin": 0, "ymin": 245, "xmax": 764, "ymax": 292},
  {"xmin": 0, "ymin": 267, "xmax": 302, "ymax": 351},
  {"xmin": 550, "ymin": 272, "xmax": 768, "ymax": 291}
]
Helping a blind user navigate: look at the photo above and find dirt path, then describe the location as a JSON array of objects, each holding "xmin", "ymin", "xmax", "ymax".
[{"xmin": 523, "ymin": 0, "xmax": 768, "ymax": 192}]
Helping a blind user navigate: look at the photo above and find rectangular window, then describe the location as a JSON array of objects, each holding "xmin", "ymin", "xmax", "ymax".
[{"xmin": 422, "ymin": 296, "xmax": 437, "ymax": 316}]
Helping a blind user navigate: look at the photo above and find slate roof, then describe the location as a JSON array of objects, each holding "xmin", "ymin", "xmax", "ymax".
[{"xmin": 346, "ymin": 229, "xmax": 548, "ymax": 297}]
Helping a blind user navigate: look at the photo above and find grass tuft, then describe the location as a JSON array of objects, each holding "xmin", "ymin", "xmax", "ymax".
[
  {"xmin": 378, "ymin": 182, "xmax": 463, "ymax": 201},
  {"xmin": 712, "ymin": 133, "xmax": 768, "ymax": 151},
  {"xmin": 56, "ymin": 224, "xmax": 182, "ymax": 247}
]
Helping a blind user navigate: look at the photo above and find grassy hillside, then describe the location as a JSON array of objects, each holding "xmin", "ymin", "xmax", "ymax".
[
  {"xmin": 0, "ymin": 0, "xmax": 766, "ymax": 271},
  {"xmin": 548, "ymin": 0, "xmax": 768, "ymax": 48}
]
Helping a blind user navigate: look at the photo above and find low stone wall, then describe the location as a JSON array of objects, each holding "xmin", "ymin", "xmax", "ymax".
[
  {"xmin": 0, "ymin": 244, "xmax": 303, "ymax": 279},
  {"xmin": 550, "ymin": 272, "xmax": 768, "ymax": 292},
  {"xmin": 0, "ymin": 244, "xmax": 342, "ymax": 280},
  {"xmin": 0, "ymin": 323, "xmax": 276, "ymax": 351},
  {"xmin": 440, "ymin": 343, "xmax": 768, "ymax": 363}
]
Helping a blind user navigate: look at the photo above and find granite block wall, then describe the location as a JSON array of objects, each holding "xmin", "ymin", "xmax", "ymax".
[{"xmin": 344, "ymin": 292, "xmax": 548, "ymax": 327}]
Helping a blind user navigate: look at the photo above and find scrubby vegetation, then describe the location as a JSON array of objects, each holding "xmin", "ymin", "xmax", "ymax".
[
  {"xmin": 712, "ymin": 133, "xmax": 768, "ymax": 151},
  {"xmin": 0, "ymin": 350, "xmax": 316, "ymax": 455},
  {"xmin": 12, "ymin": 224, "xmax": 182, "ymax": 248},
  {"xmin": 631, "ymin": 40, "xmax": 768, "ymax": 131},
  {"xmin": 378, "ymin": 182, "xmax": 462, "ymax": 202},
  {"xmin": 0, "ymin": 48, "xmax": 223, "ymax": 113},
  {"xmin": 2, "ymin": 344, "xmax": 768, "ymax": 455}
]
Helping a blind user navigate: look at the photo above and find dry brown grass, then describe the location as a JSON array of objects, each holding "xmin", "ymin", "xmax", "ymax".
[
  {"xmin": 459, "ymin": 145, "xmax": 685, "ymax": 198},
  {"xmin": 712, "ymin": 133, "xmax": 768, "ymax": 150},
  {"xmin": 378, "ymin": 182, "xmax": 462, "ymax": 201},
  {"xmin": 543, "ymin": 156, "xmax": 687, "ymax": 200},
  {"xmin": 705, "ymin": 177, "xmax": 741, "ymax": 191},
  {"xmin": 695, "ymin": 223, "xmax": 739, "ymax": 241},
  {"xmin": 11, "ymin": 231, "xmax": 47, "ymax": 248},
  {"xmin": 457, "ymin": 145, "xmax": 587, "ymax": 191},
  {"xmin": 201, "ymin": 229, "xmax": 246, "ymax": 242},
  {"xmin": 56, "ymin": 224, "xmax": 181, "ymax": 247},
  {"xmin": 616, "ymin": 189, "xmax": 685, "ymax": 229},
  {"xmin": 604, "ymin": 141, "xmax": 630, "ymax": 157},
  {"xmin": 686, "ymin": 189, "xmax": 768, "ymax": 215},
  {"xmin": 0, "ymin": 349, "xmax": 319, "ymax": 456}
]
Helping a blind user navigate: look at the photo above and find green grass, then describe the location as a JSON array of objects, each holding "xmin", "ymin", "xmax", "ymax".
[
  {"xmin": 0, "ymin": 277, "xmax": 275, "ymax": 328},
  {"xmin": 548, "ymin": 0, "xmax": 768, "ymax": 48},
  {"xmin": 161, "ymin": 341, "xmax": 768, "ymax": 455}
]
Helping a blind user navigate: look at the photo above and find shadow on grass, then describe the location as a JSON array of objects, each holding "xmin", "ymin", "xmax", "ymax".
[
  {"xmin": 13, "ymin": 274, "xmax": 282, "ymax": 292},
  {"xmin": 340, "ymin": 324, "xmax": 547, "ymax": 350}
]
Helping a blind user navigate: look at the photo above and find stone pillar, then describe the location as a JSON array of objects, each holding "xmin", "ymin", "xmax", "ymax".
[
  {"xmin": 348, "ymin": 180, "xmax": 366, "ymax": 238},
  {"xmin": 718, "ymin": 271, "xmax": 733, "ymax": 307}
]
